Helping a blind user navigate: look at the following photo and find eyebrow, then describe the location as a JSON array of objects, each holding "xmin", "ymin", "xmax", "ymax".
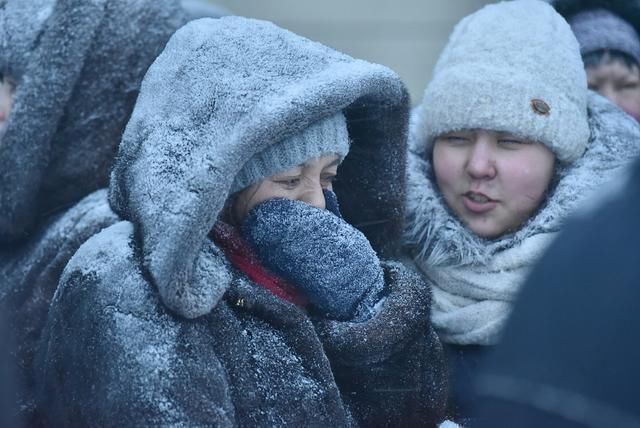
[{"xmin": 301, "ymin": 158, "xmax": 341, "ymax": 168}]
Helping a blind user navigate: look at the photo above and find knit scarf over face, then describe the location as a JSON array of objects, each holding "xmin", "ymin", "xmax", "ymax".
[
  {"xmin": 405, "ymin": 93, "xmax": 640, "ymax": 346},
  {"xmin": 211, "ymin": 221, "xmax": 307, "ymax": 307}
]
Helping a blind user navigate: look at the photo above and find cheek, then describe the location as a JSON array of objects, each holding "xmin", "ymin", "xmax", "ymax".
[
  {"xmin": 618, "ymin": 92, "xmax": 640, "ymax": 121},
  {"xmin": 503, "ymin": 155, "xmax": 554, "ymax": 213},
  {"xmin": 433, "ymin": 146, "xmax": 462, "ymax": 192}
]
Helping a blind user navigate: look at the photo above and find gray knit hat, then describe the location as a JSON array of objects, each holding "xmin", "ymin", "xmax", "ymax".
[
  {"xmin": 231, "ymin": 112, "xmax": 350, "ymax": 193},
  {"xmin": 569, "ymin": 8, "xmax": 640, "ymax": 65},
  {"xmin": 415, "ymin": 0, "xmax": 589, "ymax": 163}
]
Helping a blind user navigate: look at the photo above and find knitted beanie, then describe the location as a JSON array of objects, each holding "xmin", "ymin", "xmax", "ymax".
[
  {"xmin": 568, "ymin": 8, "xmax": 640, "ymax": 65},
  {"xmin": 231, "ymin": 112, "xmax": 350, "ymax": 193},
  {"xmin": 416, "ymin": 0, "xmax": 589, "ymax": 163}
]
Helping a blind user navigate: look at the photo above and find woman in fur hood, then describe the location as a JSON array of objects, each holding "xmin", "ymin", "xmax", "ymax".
[
  {"xmin": 405, "ymin": 0, "xmax": 640, "ymax": 421},
  {"xmin": 38, "ymin": 16, "xmax": 448, "ymax": 426},
  {"xmin": 551, "ymin": 0, "xmax": 640, "ymax": 123},
  {"xmin": 0, "ymin": 0, "xmax": 186, "ymax": 421}
]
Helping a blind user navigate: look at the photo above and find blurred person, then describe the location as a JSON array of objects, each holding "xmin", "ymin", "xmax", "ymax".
[
  {"xmin": 405, "ymin": 0, "xmax": 640, "ymax": 422},
  {"xmin": 0, "ymin": 0, "xmax": 186, "ymax": 420},
  {"xmin": 552, "ymin": 0, "xmax": 640, "ymax": 122}
]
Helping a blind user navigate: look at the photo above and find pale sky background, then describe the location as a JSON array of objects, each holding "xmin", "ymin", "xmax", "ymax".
[{"xmin": 207, "ymin": 0, "xmax": 494, "ymax": 104}]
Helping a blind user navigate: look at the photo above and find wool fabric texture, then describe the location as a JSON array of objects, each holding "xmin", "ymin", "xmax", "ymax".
[
  {"xmin": 569, "ymin": 8, "xmax": 640, "ymax": 64},
  {"xmin": 241, "ymin": 197, "xmax": 385, "ymax": 322},
  {"xmin": 414, "ymin": 0, "xmax": 589, "ymax": 163},
  {"xmin": 231, "ymin": 112, "xmax": 350, "ymax": 193}
]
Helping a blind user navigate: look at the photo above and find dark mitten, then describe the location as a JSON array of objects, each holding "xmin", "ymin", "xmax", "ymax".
[
  {"xmin": 241, "ymin": 198, "xmax": 384, "ymax": 321},
  {"xmin": 322, "ymin": 188, "xmax": 342, "ymax": 218}
]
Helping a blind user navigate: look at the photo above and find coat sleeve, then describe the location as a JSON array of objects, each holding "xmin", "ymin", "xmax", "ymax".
[
  {"xmin": 313, "ymin": 261, "xmax": 448, "ymax": 427},
  {"xmin": 36, "ymin": 221, "xmax": 236, "ymax": 427}
]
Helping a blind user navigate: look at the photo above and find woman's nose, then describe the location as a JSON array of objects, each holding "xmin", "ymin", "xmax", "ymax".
[
  {"xmin": 300, "ymin": 182, "xmax": 326, "ymax": 210},
  {"xmin": 466, "ymin": 139, "xmax": 497, "ymax": 179}
]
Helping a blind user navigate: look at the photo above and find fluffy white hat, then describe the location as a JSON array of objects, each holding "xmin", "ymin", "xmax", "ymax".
[{"xmin": 416, "ymin": 0, "xmax": 589, "ymax": 163}]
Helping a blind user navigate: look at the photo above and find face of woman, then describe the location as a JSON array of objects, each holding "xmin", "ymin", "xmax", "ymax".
[
  {"xmin": 233, "ymin": 154, "xmax": 340, "ymax": 222},
  {"xmin": 587, "ymin": 59, "xmax": 640, "ymax": 121},
  {"xmin": 433, "ymin": 129, "xmax": 555, "ymax": 239}
]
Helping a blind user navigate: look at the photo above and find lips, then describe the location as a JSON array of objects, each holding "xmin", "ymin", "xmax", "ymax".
[{"xmin": 462, "ymin": 191, "xmax": 497, "ymax": 213}]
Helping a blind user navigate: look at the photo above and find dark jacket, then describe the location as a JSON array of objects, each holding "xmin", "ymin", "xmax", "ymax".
[
  {"xmin": 475, "ymin": 158, "xmax": 640, "ymax": 428},
  {"xmin": 0, "ymin": 0, "xmax": 186, "ymax": 417},
  {"xmin": 37, "ymin": 17, "xmax": 447, "ymax": 426}
]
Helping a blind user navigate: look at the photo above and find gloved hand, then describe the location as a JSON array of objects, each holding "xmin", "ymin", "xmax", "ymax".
[{"xmin": 241, "ymin": 193, "xmax": 384, "ymax": 321}]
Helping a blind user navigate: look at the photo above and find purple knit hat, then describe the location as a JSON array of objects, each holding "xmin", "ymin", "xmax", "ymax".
[{"xmin": 569, "ymin": 8, "xmax": 640, "ymax": 64}]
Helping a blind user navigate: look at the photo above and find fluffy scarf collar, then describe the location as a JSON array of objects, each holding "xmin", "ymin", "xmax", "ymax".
[{"xmin": 405, "ymin": 92, "xmax": 640, "ymax": 345}]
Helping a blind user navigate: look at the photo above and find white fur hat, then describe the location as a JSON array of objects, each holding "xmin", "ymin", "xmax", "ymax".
[{"xmin": 415, "ymin": 0, "xmax": 590, "ymax": 163}]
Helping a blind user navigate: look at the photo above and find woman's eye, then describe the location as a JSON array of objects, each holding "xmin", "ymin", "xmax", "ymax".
[
  {"xmin": 320, "ymin": 175, "xmax": 337, "ymax": 187},
  {"xmin": 440, "ymin": 135, "xmax": 469, "ymax": 144},
  {"xmin": 621, "ymin": 82, "xmax": 640, "ymax": 90},
  {"xmin": 274, "ymin": 177, "xmax": 301, "ymax": 188}
]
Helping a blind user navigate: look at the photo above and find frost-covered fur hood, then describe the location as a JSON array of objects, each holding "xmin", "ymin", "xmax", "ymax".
[
  {"xmin": 407, "ymin": 92, "xmax": 640, "ymax": 268},
  {"xmin": 110, "ymin": 17, "xmax": 409, "ymax": 319},
  {"xmin": 550, "ymin": 0, "xmax": 640, "ymax": 38},
  {"xmin": 0, "ymin": 0, "xmax": 185, "ymax": 243}
]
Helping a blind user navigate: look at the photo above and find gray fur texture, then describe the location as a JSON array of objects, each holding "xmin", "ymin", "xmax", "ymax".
[
  {"xmin": 0, "ymin": 0, "xmax": 186, "ymax": 242},
  {"xmin": 0, "ymin": 0, "xmax": 186, "ymax": 419}
]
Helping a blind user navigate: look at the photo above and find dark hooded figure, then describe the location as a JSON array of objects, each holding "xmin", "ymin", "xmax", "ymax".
[
  {"xmin": 37, "ymin": 16, "xmax": 448, "ymax": 427},
  {"xmin": 474, "ymin": 157, "xmax": 640, "ymax": 428},
  {"xmin": 0, "ymin": 0, "xmax": 186, "ymax": 419},
  {"xmin": 551, "ymin": 0, "xmax": 640, "ymax": 122}
]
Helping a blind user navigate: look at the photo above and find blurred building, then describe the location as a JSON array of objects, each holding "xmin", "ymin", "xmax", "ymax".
[{"xmin": 207, "ymin": 0, "xmax": 493, "ymax": 104}]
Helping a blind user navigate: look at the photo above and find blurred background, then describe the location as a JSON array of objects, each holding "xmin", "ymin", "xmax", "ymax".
[{"xmin": 206, "ymin": 0, "xmax": 494, "ymax": 104}]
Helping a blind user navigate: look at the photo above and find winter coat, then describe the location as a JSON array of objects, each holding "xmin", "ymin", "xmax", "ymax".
[
  {"xmin": 405, "ymin": 92, "xmax": 640, "ymax": 419},
  {"xmin": 0, "ymin": 0, "xmax": 186, "ymax": 417},
  {"xmin": 474, "ymin": 157, "xmax": 640, "ymax": 428},
  {"xmin": 38, "ymin": 17, "xmax": 447, "ymax": 427},
  {"xmin": 0, "ymin": 0, "xmax": 185, "ymax": 242},
  {"xmin": 551, "ymin": 0, "xmax": 640, "ymax": 40}
]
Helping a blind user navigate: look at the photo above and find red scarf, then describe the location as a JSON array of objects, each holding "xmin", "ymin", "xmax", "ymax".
[{"xmin": 210, "ymin": 221, "xmax": 308, "ymax": 307}]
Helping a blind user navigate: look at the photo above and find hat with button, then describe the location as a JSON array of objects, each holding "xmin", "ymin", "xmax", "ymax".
[{"xmin": 413, "ymin": 0, "xmax": 590, "ymax": 163}]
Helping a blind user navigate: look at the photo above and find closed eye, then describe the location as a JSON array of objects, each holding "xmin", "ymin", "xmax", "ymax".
[
  {"xmin": 320, "ymin": 174, "xmax": 337, "ymax": 188},
  {"xmin": 273, "ymin": 177, "xmax": 301, "ymax": 189},
  {"xmin": 620, "ymin": 82, "xmax": 640, "ymax": 90},
  {"xmin": 439, "ymin": 135, "xmax": 470, "ymax": 145},
  {"xmin": 498, "ymin": 139, "xmax": 526, "ymax": 144}
]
